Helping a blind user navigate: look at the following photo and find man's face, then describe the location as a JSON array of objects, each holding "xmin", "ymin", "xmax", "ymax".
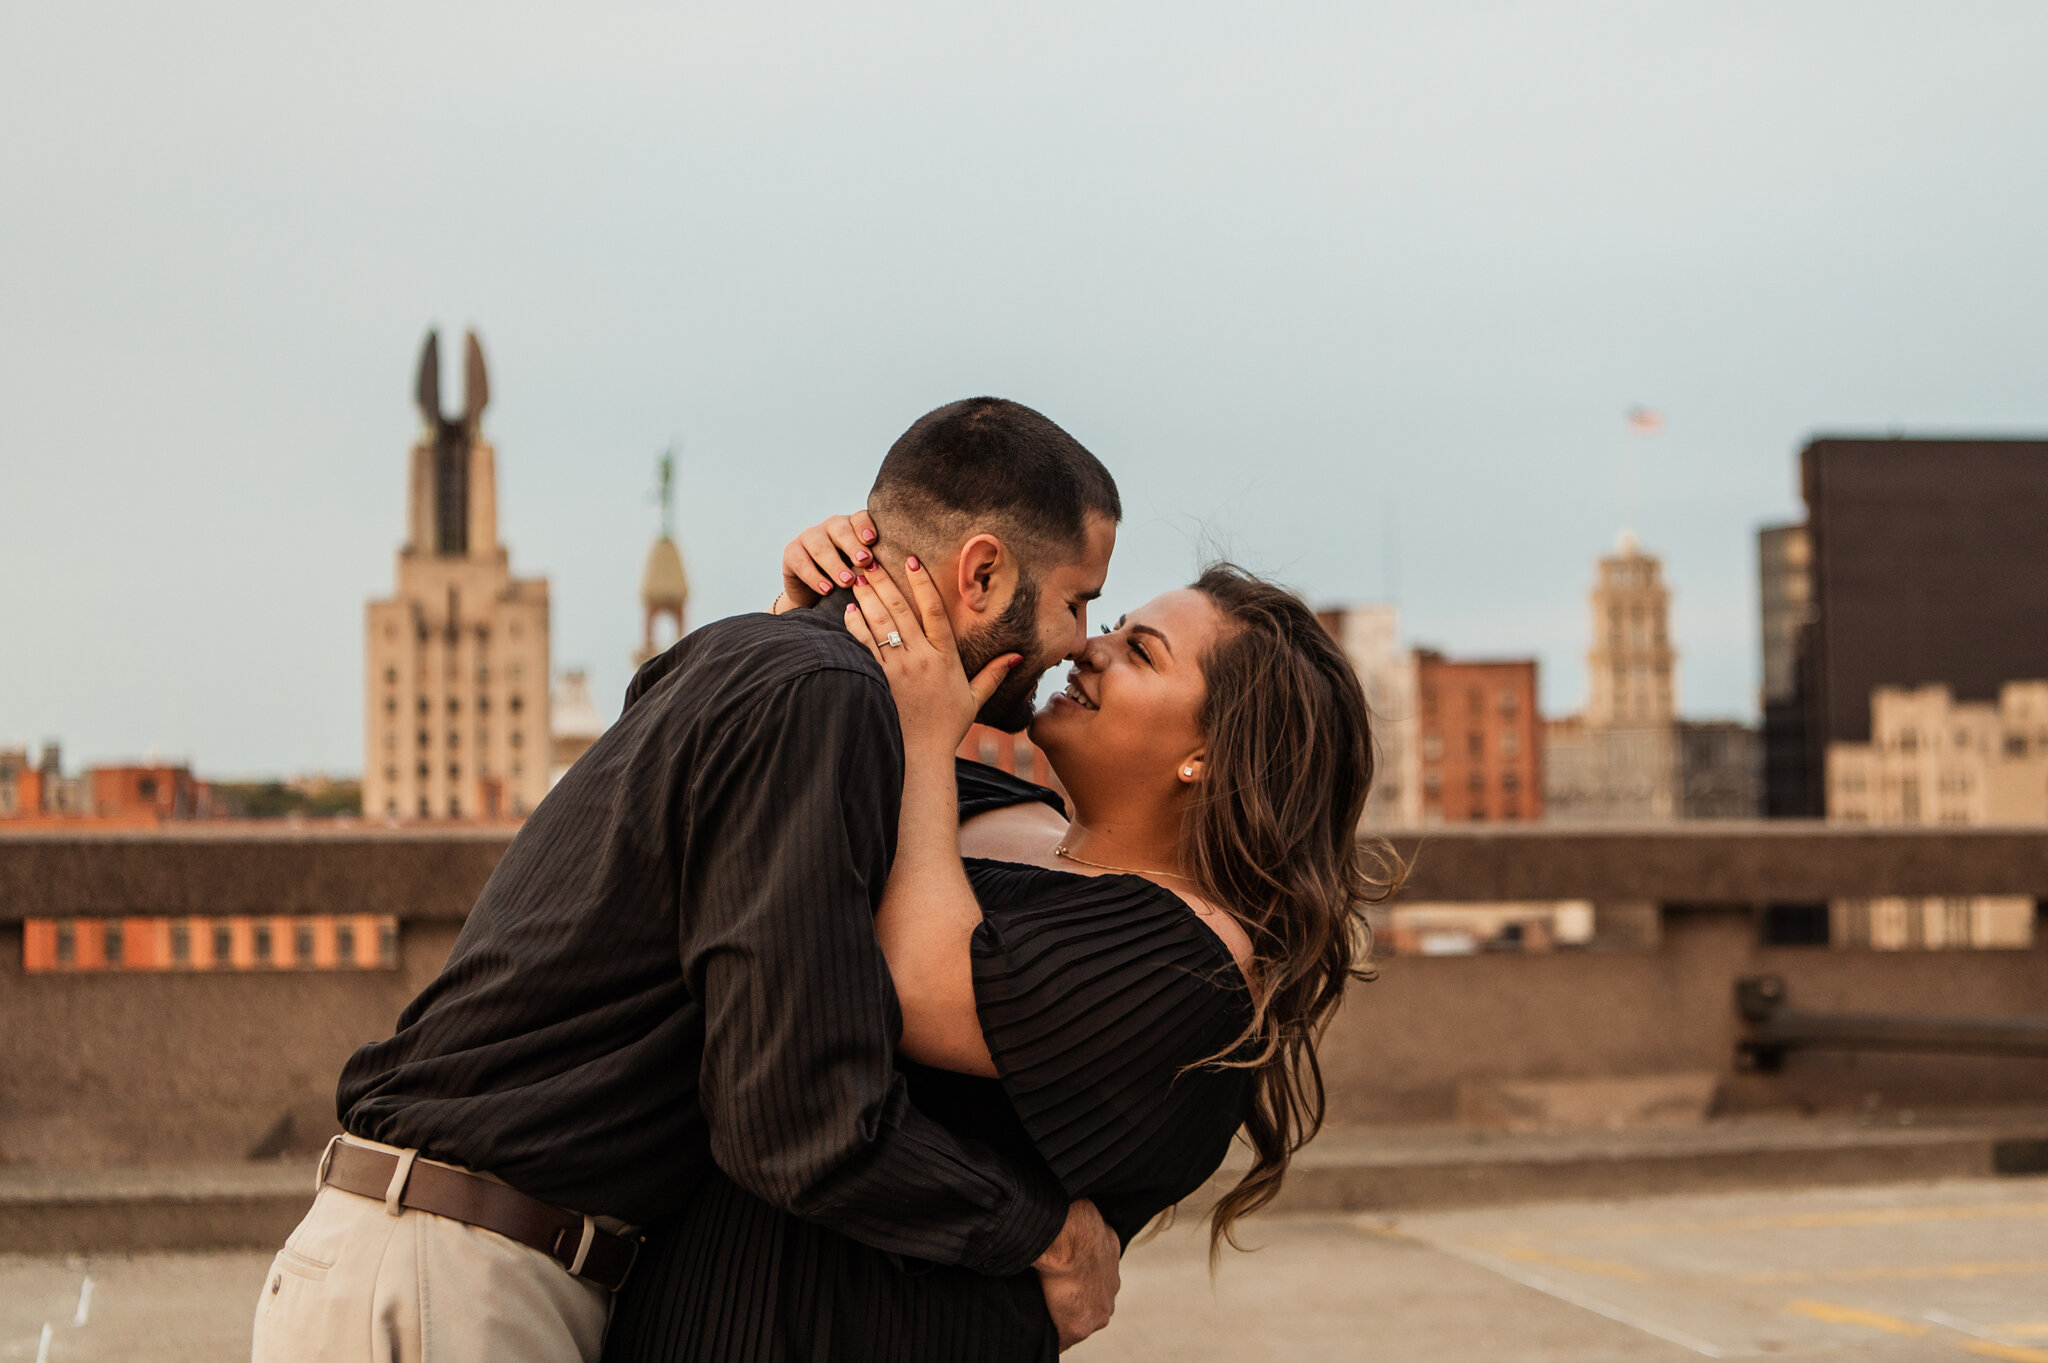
[{"xmin": 960, "ymin": 514, "xmax": 1116, "ymax": 731}]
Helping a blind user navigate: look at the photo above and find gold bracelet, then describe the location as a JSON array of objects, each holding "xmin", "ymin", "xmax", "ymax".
[{"xmin": 770, "ymin": 590, "xmax": 788, "ymax": 613}]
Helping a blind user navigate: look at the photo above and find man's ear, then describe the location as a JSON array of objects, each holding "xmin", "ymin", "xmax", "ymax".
[{"xmin": 953, "ymin": 533, "xmax": 1010, "ymax": 614}]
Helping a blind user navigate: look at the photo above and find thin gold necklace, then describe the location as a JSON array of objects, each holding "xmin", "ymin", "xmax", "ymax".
[{"xmin": 1054, "ymin": 841, "xmax": 1195, "ymax": 884}]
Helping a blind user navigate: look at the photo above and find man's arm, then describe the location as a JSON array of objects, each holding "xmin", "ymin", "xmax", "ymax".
[{"xmin": 679, "ymin": 665, "xmax": 1065, "ymax": 1274}]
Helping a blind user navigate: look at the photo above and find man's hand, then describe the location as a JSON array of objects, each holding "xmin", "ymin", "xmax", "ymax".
[{"xmin": 1034, "ymin": 1199, "xmax": 1119, "ymax": 1351}]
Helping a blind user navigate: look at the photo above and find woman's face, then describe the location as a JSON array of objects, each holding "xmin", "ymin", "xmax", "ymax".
[{"xmin": 1031, "ymin": 587, "xmax": 1228, "ymax": 796}]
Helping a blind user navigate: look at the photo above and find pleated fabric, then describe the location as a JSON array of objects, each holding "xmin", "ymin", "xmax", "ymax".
[{"xmin": 603, "ymin": 764, "xmax": 1257, "ymax": 1363}]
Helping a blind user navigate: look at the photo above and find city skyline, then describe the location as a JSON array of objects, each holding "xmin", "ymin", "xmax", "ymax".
[{"xmin": 8, "ymin": 4, "xmax": 2048, "ymax": 773}]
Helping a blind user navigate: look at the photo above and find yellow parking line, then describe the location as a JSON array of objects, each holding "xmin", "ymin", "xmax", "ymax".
[
  {"xmin": 1741, "ymin": 1261, "xmax": 2048, "ymax": 1285},
  {"xmin": 1495, "ymin": 1247, "xmax": 1656, "ymax": 1284},
  {"xmin": 1576, "ymin": 1202, "xmax": 2048, "ymax": 1239},
  {"xmin": 1784, "ymin": 1300, "xmax": 1928, "ymax": 1336},
  {"xmin": 1960, "ymin": 1343, "xmax": 2048, "ymax": 1362}
]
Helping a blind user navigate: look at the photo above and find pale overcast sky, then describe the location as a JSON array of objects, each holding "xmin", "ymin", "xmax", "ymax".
[{"xmin": 5, "ymin": 2, "xmax": 2047, "ymax": 775}]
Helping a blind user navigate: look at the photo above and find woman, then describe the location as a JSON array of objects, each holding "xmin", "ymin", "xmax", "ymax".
[{"xmin": 603, "ymin": 516, "xmax": 1397, "ymax": 1363}]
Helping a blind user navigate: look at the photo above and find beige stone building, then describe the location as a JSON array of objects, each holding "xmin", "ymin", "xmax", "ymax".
[
  {"xmin": 549, "ymin": 670, "xmax": 603, "ymax": 788},
  {"xmin": 1826, "ymin": 681, "xmax": 2047, "ymax": 949},
  {"xmin": 1545, "ymin": 535, "xmax": 1683, "ymax": 824},
  {"xmin": 1314, "ymin": 605, "xmax": 1419, "ymax": 826},
  {"xmin": 363, "ymin": 331, "xmax": 551, "ymax": 821}
]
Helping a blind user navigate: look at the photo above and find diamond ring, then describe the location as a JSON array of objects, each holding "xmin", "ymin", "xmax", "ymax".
[{"xmin": 884, "ymin": 631, "xmax": 904, "ymax": 648}]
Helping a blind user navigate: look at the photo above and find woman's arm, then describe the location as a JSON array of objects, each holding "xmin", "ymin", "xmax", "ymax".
[
  {"xmin": 842, "ymin": 561, "xmax": 1014, "ymax": 1077},
  {"xmin": 874, "ymin": 743, "xmax": 998, "ymax": 1076}
]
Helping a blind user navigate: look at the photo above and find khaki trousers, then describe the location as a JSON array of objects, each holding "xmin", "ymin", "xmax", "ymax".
[{"xmin": 250, "ymin": 1138, "xmax": 611, "ymax": 1363}]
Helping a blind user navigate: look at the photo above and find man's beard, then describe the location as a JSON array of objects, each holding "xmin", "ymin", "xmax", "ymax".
[{"xmin": 959, "ymin": 576, "xmax": 1046, "ymax": 733}]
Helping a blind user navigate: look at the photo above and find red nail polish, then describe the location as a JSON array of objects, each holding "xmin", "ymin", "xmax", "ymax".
[
  {"xmin": 820, "ymin": 580, "xmax": 834, "ymax": 593},
  {"xmin": 862, "ymin": 527, "xmax": 876, "ymax": 542},
  {"xmin": 1008, "ymin": 656, "xmax": 1022, "ymax": 669},
  {"xmin": 907, "ymin": 555, "xmax": 921, "ymax": 572},
  {"xmin": 857, "ymin": 574, "xmax": 868, "ymax": 586},
  {"xmin": 838, "ymin": 572, "xmax": 853, "ymax": 585}
]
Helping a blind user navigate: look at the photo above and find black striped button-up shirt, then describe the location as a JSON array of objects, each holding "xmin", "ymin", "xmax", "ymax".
[{"xmin": 337, "ymin": 595, "xmax": 1066, "ymax": 1275}]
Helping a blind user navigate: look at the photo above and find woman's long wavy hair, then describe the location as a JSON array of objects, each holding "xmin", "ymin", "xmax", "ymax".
[{"xmin": 1180, "ymin": 564, "xmax": 1404, "ymax": 1259}]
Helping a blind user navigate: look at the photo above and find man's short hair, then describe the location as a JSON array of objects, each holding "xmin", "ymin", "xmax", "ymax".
[{"xmin": 869, "ymin": 397, "xmax": 1120, "ymax": 561}]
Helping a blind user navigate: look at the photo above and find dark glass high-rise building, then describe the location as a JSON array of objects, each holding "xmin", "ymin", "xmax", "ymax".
[{"xmin": 1769, "ymin": 437, "xmax": 2048, "ymax": 816}]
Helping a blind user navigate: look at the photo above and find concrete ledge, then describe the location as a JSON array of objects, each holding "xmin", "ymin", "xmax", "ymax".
[
  {"xmin": 0, "ymin": 1165, "xmax": 313, "ymax": 1254},
  {"xmin": 9, "ymin": 1112, "xmax": 2048, "ymax": 1254},
  {"xmin": 1227, "ymin": 1109, "xmax": 2048, "ymax": 1216}
]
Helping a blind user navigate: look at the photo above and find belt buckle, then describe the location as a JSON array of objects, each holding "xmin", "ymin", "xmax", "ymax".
[{"xmin": 616, "ymin": 1233, "xmax": 643, "ymax": 1293}]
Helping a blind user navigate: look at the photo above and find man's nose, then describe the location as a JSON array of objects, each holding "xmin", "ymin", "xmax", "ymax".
[{"xmin": 1065, "ymin": 611, "xmax": 1090, "ymax": 660}]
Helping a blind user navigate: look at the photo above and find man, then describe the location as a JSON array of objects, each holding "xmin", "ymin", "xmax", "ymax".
[{"xmin": 251, "ymin": 397, "xmax": 1123, "ymax": 1363}]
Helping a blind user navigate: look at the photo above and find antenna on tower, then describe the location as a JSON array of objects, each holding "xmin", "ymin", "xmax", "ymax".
[{"xmin": 652, "ymin": 441, "xmax": 678, "ymax": 539}]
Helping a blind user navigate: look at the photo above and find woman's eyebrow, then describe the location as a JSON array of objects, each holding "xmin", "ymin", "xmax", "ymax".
[{"xmin": 1129, "ymin": 623, "xmax": 1172, "ymax": 655}]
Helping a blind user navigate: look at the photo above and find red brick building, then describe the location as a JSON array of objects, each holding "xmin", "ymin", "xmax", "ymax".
[
  {"xmin": 88, "ymin": 764, "xmax": 217, "ymax": 821},
  {"xmin": 1415, "ymin": 651, "xmax": 1542, "ymax": 822},
  {"xmin": 957, "ymin": 724, "xmax": 1065, "ymax": 803}
]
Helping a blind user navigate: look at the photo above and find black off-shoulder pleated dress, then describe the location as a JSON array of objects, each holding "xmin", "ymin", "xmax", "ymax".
[{"xmin": 601, "ymin": 762, "xmax": 1256, "ymax": 1363}]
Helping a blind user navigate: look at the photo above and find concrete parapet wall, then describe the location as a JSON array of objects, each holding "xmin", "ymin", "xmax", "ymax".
[{"xmin": 2, "ymin": 825, "xmax": 2045, "ymax": 1166}]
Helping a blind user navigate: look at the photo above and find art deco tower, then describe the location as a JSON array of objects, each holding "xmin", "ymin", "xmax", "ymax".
[
  {"xmin": 364, "ymin": 330, "xmax": 551, "ymax": 821},
  {"xmin": 1584, "ymin": 532, "xmax": 1677, "ymax": 726}
]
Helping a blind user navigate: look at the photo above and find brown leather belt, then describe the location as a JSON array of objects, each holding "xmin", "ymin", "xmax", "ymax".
[{"xmin": 321, "ymin": 1141, "xmax": 640, "ymax": 1293}]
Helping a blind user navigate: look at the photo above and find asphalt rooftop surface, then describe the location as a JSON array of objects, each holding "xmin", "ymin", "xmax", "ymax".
[{"xmin": 8, "ymin": 1175, "xmax": 2048, "ymax": 1362}]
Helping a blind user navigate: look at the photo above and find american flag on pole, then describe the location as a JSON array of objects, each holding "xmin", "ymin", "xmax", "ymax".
[{"xmin": 1626, "ymin": 406, "xmax": 1665, "ymax": 435}]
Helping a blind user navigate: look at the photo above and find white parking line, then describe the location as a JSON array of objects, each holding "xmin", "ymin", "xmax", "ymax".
[{"xmin": 1420, "ymin": 1237, "xmax": 1734, "ymax": 1358}]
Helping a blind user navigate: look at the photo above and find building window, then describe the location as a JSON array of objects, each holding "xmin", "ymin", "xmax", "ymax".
[
  {"xmin": 511, "ymin": 730, "xmax": 524, "ymax": 748},
  {"xmin": 1468, "ymin": 771, "xmax": 1485, "ymax": 793},
  {"xmin": 379, "ymin": 921, "xmax": 400, "ymax": 967},
  {"xmin": 137, "ymin": 777, "xmax": 157, "ymax": 800},
  {"xmin": 385, "ymin": 697, "xmax": 396, "ymax": 715},
  {"xmin": 214, "ymin": 922, "xmax": 233, "ymax": 963},
  {"xmin": 416, "ymin": 729, "xmax": 429, "ymax": 748},
  {"xmin": 477, "ymin": 729, "xmax": 488, "ymax": 749},
  {"xmin": 295, "ymin": 922, "xmax": 315, "ymax": 964},
  {"xmin": 415, "ymin": 762, "xmax": 429, "ymax": 780},
  {"xmin": 418, "ymin": 797, "xmax": 430, "ymax": 818},
  {"xmin": 1500, "ymin": 731, "xmax": 1520, "ymax": 758},
  {"xmin": 56, "ymin": 922, "xmax": 76, "ymax": 965},
  {"xmin": 253, "ymin": 924, "xmax": 273, "ymax": 967},
  {"xmin": 448, "ymin": 697, "xmax": 460, "ymax": 714},
  {"xmin": 170, "ymin": 921, "xmax": 191, "ymax": 966},
  {"xmin": 510, "ymin": 695, "xmax": 525, "ymax": 715},
  {"xmin": 1899, "ymin": 729, "xmax": 1918, "ymax": 754},
  {"xmin": 386, "ymin": 668, "xmax": 398, "ymax": 684},
  {"xmin": 448, "ymin": 730, "xmax": 460, "ymax": 749},
  {"xmin": 1502, "ymin": 771, "xmax": 1520, "ymax": 791},
  {"xmin": 104, "ymin": 921, "xmax": 124, "ymax": 965},
  {"xmin": 2006, "ymin": 735, "xmax": 2027, "ymax": 757},
  {"xmin": 1422, "ymin": 734, "xmax": 1443, "ymax": 759},
  {"xmin": 448, "ymin": 764, "xmax": 460, "ymax": 781},
  {"xmin": 1498, "ymin": 690, "xmax": 1518, "ymax": 715},
  {"xmin": 1468, "ymin": 732, "xmax": 1484, "ymax": 757},
  {"xmin": 418, "ymin": 696, "xmax": 430, "ymax": 714},
  {"xmin": 478, "ymin": 696, "xmax": 491, "ymax": 714},
  {"xmin": 335, "ymin": 921, "xmax": 356, "ymax": 965},
  {"xmin": 1467, "ymin": 687, "xmax": 1483, "ymax": 714},
  {"xmin": 450, "ymin": 798, "xmax": 462, "ymax": 818}
]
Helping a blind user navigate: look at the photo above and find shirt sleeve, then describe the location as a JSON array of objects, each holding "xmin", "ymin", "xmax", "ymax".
[
  {"xmin": 969, "ymin": 869, "xmax": 1256, "ymax": 1243},
  {"xmin": 678, "ymin": 666, "xmax": 1067, "ymax": 1275}
]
